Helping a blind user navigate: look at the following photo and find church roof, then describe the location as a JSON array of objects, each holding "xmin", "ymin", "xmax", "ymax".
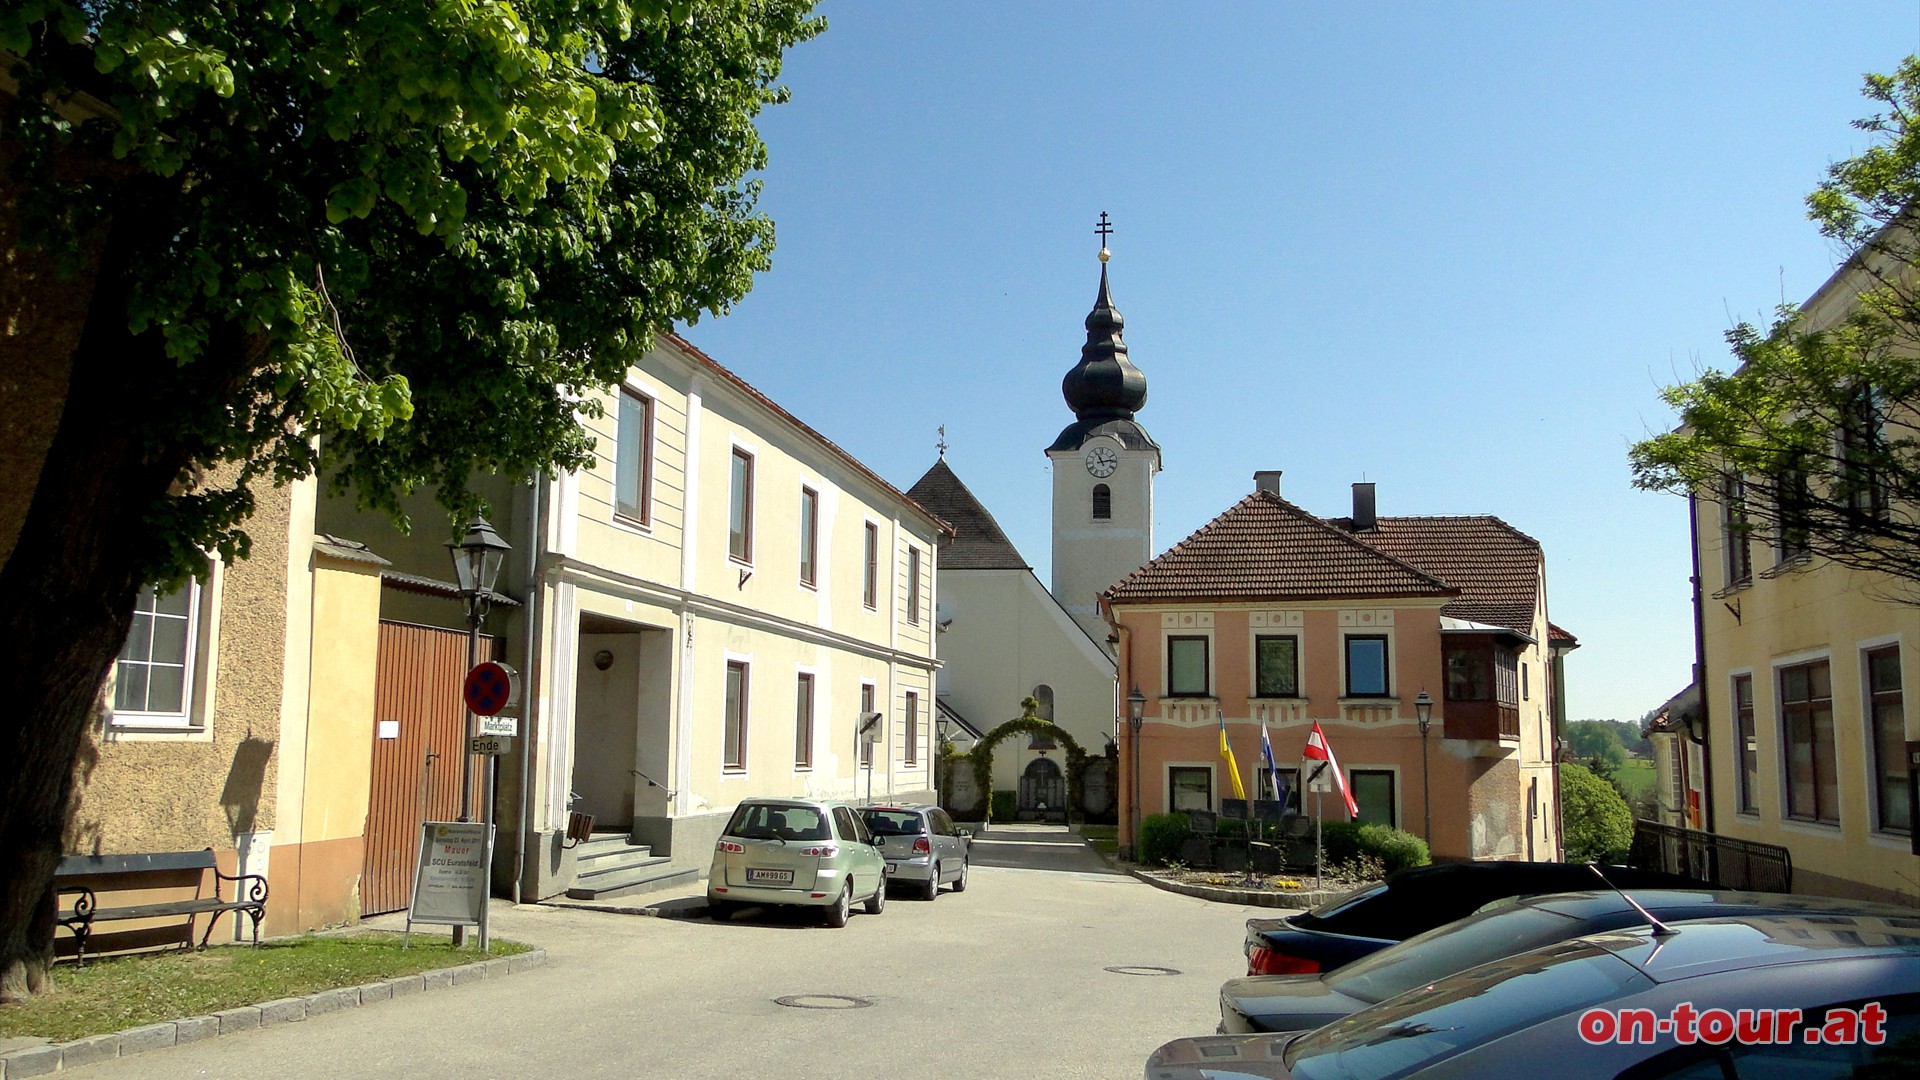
[
  {"xmin": 906, "ymin": 460, "xmax": 1031, "ymax": 570},
  {"xmin": 1105, "ymin": 491, "xmax": 1457, "ymax": 604},
  {"xmin": 1327, "ymin": 515, "xmax": 1544, "ymax": 635}
]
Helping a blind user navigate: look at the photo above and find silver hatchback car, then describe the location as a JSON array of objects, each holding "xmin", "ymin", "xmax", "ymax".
[
  {"xmin": 858, "ymin": 803, "xmax": 971, "ymax": 900},
  {"xmin": 706, "ymin": 799, "xmax": 889, "ymax": 927}
]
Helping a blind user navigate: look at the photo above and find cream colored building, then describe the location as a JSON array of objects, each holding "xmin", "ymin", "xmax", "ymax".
[
  {"xmin": 1688, "ymin": 265, "xmax": 1920, "ymax": 905},
  {"xmin": 305, "ymin": 332, "xmax": 948, "ymax": 907},
  {"xmin": 516, "ymin": 333, "xmax": 947, "ymax": 896}
]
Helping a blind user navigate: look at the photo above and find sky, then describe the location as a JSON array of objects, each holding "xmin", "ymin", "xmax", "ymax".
[{"xmin": 679, "ymin": 1, "xmax": 1920, "ymax": 725}]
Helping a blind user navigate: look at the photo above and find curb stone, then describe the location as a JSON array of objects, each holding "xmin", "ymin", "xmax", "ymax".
[{"xmin": 0, "ymin": 949, "xmax": 545, "ymax": 1078}]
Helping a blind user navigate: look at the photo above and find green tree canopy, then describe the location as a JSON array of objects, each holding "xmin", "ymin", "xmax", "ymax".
[
  {"xmin": 1560, "ymin": 762, "xmax": 1635, "ymax": 864},
  {"xmin": 0, "ymin": 0, "xmax": 819, "ymax": 1001},
  {"xmin": 1630, "ymin": 57, "xmax": 1920, "ymax": 595}
]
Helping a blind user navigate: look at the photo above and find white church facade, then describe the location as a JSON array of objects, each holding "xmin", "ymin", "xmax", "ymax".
[{"xmin": 915, "ymin": 241, "xmax": 1159, "ymax": 820}]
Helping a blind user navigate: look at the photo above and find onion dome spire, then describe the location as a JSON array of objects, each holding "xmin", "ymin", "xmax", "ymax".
[{"xmin": 1061, "ymin": 214, "xmax": 1148, "ymax": 422}]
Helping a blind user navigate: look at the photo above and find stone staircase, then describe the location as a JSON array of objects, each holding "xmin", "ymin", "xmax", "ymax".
[{"xmin": 564, "ymin": 832, "xmax": 699, "ymax": 900}]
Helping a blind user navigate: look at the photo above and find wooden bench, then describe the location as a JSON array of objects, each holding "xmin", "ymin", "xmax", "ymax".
[{"xmin": 55, "ymin": 849, "xmax": 268, "ymax": 963}]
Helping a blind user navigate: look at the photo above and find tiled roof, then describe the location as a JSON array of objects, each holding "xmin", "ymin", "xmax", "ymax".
[
  {"xmin": 1549, "ymin": 622, "xmax": 1579, "ymax": 648},
  {"xmin": 906, "ymin": 460, "xmax": 1030, "ymax": 570},
  {"xmin": 1331, "ymin": 516, "xmax": 1543, "ymax": 635},
  {"xmin": 1105, "ymin": 492, "xmax": 1457, "ymax": 603}
]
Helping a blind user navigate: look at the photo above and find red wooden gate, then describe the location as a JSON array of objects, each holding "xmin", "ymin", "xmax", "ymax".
[{"xmin": 361, "ymin": 621, "xmax": 495, "ymax": 916}]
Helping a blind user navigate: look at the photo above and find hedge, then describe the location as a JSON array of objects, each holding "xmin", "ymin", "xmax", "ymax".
[
  {"xmin": 1139, "ymin": 812, "xmax": 1190, "ymax": 866},
  {"xmin": 1295, "ymin": 820, "xmax": 1430, "ymax": 873}
]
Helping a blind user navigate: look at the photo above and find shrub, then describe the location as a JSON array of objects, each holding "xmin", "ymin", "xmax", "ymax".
[
  {"xmin": 1562, "ymin": 762, "xmax": 1634, "ymax": 863},
  {"xmin": 1295, "ymin": 820, "xmax": 1430, "ymax": 875},
  {"xmin": 989, "ymin": 790, "xmax": 1018, "ymax": 822},
  {"xmin": 1317, "ymin": 820, "xmax": 1363, "ymax": 866},
  {"xmin": 1138, "ymin": 812, "xmax": 1191, "ymax": 867},
  {"xmin": 1357, "ymin": 823, "xmax": 1430, "ymax": 873}
]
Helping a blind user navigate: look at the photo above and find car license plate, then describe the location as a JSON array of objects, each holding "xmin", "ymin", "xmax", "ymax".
[{"xmin": 745, "ymin": 868, "xmax": 794, "ymax": 885}]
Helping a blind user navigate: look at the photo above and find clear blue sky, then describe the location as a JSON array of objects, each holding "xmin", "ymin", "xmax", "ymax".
[{"xmin": 681, "ymin": 1, "xmax": 1918, "ymax": 725}]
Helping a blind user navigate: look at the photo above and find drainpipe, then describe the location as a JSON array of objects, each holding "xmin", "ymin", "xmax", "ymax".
[
  {"xmin": 512, "ymin": 473, "xmax": 544, "ymax": 904},
  {"xmin": 1100, "ymin": 594, "xmax": 1134, "ymax": 857},
  {"xmin": 1687, "ymin": 491, "xmax": 1715, "ymax": 836}
]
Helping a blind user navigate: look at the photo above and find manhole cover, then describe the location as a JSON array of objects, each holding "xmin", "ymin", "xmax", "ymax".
[
  {"xmin": 774, "ymin": 994, "xmax": 875, "ymax": 1010},
  {"xmin": 1105, "ymin": 965, "xmax": 1181, "ymax": 977}
]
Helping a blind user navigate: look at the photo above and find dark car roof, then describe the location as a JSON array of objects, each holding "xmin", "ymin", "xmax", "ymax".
[
  {"xmin": 1298, "ymin": 861, "xmax": 1701, "ymax": 939},
  {"xmin": 1516, "ymin": 888, "xmax": 1919, "ymax": 921},
  {"xmin": 1590, "ymin": 912, "xmax": 1920, "ymax": 983}
]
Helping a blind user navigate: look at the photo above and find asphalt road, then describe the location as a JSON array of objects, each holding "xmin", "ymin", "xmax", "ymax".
[{"xmin": 65, "ymin": 826, "xmax": 1277, "ymax": 1079}]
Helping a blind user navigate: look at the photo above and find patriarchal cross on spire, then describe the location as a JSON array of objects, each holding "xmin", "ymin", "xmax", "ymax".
[{"xmin": 1053, "ymin": 213, "xmax": 1150, "ymax": 442}]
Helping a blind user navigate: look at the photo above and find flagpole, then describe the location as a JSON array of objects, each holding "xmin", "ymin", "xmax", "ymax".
[{"xmin": 1315, "ymin": 783, "xmax": 1324, "ymax": 891}]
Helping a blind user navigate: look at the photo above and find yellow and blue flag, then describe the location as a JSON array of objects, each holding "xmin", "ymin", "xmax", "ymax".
[{"xmin": 1217, "ymin": 710, "xmax": 1248, "ymax": 800}]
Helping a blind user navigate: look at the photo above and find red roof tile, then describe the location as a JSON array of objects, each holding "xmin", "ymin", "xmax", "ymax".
[
  {"xmin": 1105, "ymin": 492, "xmax": 1457, "ymax": 604},
  {"xmin": 1334, "ymin": 516, "xmax": 1543, "ymax": 635}
]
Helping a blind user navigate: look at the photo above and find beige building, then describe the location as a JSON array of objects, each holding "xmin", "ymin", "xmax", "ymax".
[
  {"xmin": 67, "ymin": 474, "xmax": 388, "ymax": 939},
  {"xmin": 1688, "ymin": 262, "xmax": 1920, "ymax": 901},
  {"xmin": 319, "ymin": 333, "xmax": 948, "ymax": 902}
]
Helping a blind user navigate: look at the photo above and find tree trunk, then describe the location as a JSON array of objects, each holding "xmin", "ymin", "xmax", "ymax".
[{"xmin": 0, "ymin": 207, "xmax": 243, "ymax": 1001}]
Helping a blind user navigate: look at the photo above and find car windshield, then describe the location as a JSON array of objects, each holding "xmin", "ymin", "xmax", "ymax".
[
  {"xmin": 724, "ymin": 803, "xmax": 831, "ymax": 842},
  {"xmin": 1324, "ymin": 905, "xmax": 1589, "ymax": 1005},
  {"xmin": 1285, "ymin": 940, "xmax": 1653, "ymax": 1080},
  {"xmin": 860, "ymin": 810, "xmax": 924, "ymax": 836}
]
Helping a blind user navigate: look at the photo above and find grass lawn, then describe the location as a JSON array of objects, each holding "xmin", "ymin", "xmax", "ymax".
[
  {"xmin": 0, "ymin": 933, "xmax": 529, "ymax": 1043},
  {"xmin": 1079, "ymin": 824, "xmax": 1119, "ymax": 858},
  {"xmin": 1614, "ymin": 759, "xmax": 1657, "ymax": 801}
]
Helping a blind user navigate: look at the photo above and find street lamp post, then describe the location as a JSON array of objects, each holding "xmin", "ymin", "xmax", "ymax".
[
  {"xmin": 447, "ymin": 515, "xmax": 512, "ymax": 823},
  {"xmin": 1414, "ymin": 689, "xmax": 1434, "ymax": 846},
  {"xmin": 1126, "ymin": 686, "xmax": 1146, "ymax": 860},
  {"xmin": 447, "ymin": 516, "xmax": 510, "ymax": 951}
]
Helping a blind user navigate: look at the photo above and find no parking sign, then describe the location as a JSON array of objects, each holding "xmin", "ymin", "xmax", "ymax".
[{"xmin": 463, "ymin": 661, "xmax": 520, "ymax": 716}]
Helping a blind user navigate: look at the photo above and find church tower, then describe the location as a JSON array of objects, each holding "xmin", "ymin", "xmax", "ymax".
[{"xmin": 1048, "ymin": 223, "xmax": 1160, "ymax": 648}]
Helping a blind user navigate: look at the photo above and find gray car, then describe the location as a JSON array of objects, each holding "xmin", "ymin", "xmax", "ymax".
[
  {"xmin": 858, "ymin": 804, "xmax": 970, "ymax": 900},
  {"xmin": 706, "ymin": 799, "xmax": 889, "ymax": 927}
]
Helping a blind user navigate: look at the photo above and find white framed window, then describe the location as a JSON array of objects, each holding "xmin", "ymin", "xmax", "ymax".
[
  {"xmin": 1343, "ymin": 634, "xmax": 1391, "ymax": 698},
  {"xmin": 1166, "ymin": 634, "xmax": 1211, "ymax": 697},
  {"xmin": 798, "ymin": 486, "xmax": 819, "ymax": 588},
  {"xmin": 906, "ymin": 545, "xmax": 922, "ymax": 624},
  {"xmin": 728, "ymin": 447, "xmax": 754, "ymax": 564},
  {"xmin": 1778, "ymin": 655, "xmax": 1837, "ymax": 825},
  {"xmin": 1865, "ymin": 642, "xmax": 1909, "ymax": 835},
  {"xmin": 862, "ymin": 521, "xmax": 880, "ymax": 610},
  {"xmin": 794, "ymin": 670, "xmax": 815, "ymax": 770},
  {"xmin": 723, "ymin": 658, "xmax": 750, "ymax": 772},
  {"xmin": 614, "ymin": 387, "xmax": 654, "ymax": 526},
  {"xmin": 904, "ymin": 690, "xmax": 920, "ymax": 766},
  {"xmin": 110, "ymin": 572, "xmax": 219, "ymax": 732},
  {"xmin": 1167, "ymin": 764, "xmax": 1214, "ymax": 812},
  {"xmin": 1253, "ymin": 635, "xmax": 1299, "ymax": 698}
]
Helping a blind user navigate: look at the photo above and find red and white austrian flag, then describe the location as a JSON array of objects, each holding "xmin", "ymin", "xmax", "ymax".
[{"xmin": 1303, "ymin": 721, "xmax": 1360, "ymax": 820}]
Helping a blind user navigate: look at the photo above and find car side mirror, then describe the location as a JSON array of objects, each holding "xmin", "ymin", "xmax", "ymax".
[{"xmin": 957, "ymin": 828, "xmax": 973, "ymax": 839}]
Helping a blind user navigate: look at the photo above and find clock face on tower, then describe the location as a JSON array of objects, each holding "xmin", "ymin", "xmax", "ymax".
[{"xmin": 1084, "ymin": 447, "xmax": 1118, "ymax": 477}]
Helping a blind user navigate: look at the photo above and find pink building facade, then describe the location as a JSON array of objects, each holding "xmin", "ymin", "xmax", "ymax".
[{"xmin": 1105, "ymin": 477, "xmax": 1569, "ymax": 865}]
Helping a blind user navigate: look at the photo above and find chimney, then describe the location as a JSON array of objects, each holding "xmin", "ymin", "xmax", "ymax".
[
  {"xmin": 1352, "ymin": 482, "xmax": 1377, "ymax": 530},
  {"xmin": 1253, "ymin": 470, "xmax": 1282, "ymax": 496}
]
